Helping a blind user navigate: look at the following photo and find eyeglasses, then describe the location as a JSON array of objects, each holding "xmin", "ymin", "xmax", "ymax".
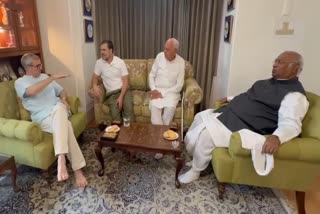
[{"xmin": 28, "ymin": 63, "xmax": 43, "ymax": 69}]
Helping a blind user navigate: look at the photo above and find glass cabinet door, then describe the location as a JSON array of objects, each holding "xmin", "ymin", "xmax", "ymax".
[
  {"xmin": 14, "ymin": 0, "xmax": 39, "ymax": 50},
  {"xmin": 0, "ymin": 0, "xmax": 18, "ymax": 50}
]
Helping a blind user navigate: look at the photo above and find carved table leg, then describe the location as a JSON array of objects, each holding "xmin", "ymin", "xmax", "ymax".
[
  {"xmin": 296, "ymin": 191, "xmax": 306, "ymax": 214},
  {"xmin": 94, "ymin": 143, "xmax": 105, "ymax": 176},
  {"xmin": 217, "ymin": 181, "xmax": 226, "ymax": 200},
  {"xmin": 9, "ymin": 157, "xmax": 18, "ymax": 192},
  {"xmin": 175, "ymin": 154, "xmax": 183, "ymax": 188}
]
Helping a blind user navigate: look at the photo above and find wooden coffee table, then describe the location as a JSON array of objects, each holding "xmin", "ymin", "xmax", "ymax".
[
  {"xmin": 0, "ymin": 153, "xmax": 18, "ymax": 192},
  {"xmin": 95, "ymin": 123, "xmax": 184, "ymax": 188}
]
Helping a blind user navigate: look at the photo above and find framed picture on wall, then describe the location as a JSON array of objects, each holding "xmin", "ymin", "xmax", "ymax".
[
  {"xmin": 83, "ymin": 0, "xmax": 92, "ymax": 17},
  {"xmin": 227, "ymin": 0, "xmax": 236, "ymax": 11},
  {"xmin": 84, "ymin": 19, "xmax": 94, "ymax": 43},
  {"xmin": 224, "ymin": 15, "xmax": 234, "ymax": 43}
]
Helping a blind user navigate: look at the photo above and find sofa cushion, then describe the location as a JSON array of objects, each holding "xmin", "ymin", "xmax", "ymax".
[
  {"xmin": 16, "ymin": 96, "xmax": 31, "ymax": 121},
  {"xmin": 132, "ymin": 90, "xmax": 145, "ymax": 106},
  {"xmin": 301, "ymin": 92, "xmax": 320, "ymax": 140},
  {"xmin": 92, "ymin": 59, "xmax": 203, "ymax": 129},
  {"xmin": 124, "ymin": 59, "xmax": 148, "ymax": 91},
  {"xmin": 0, "ymin": 80, "xmax": 20, "ymax": 119}
]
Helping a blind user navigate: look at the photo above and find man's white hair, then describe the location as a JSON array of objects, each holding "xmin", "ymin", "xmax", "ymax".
[
  {"xmin": 21, "ymin": 53, "xmax": 40, "ymax": 70},
  {"xmin": 296, "ymin": 54, "xmax": 304, "ymax": 73},
  {"xmin": 168, "ymin": 38, "xmax": 179, "ymax": 50},
  {"xmin": 287, "ymin": 51, "xmax": 304, "ymax": 74}
]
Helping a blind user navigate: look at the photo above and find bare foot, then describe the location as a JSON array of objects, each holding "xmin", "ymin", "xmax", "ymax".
[
  {"xmin": 57, "ymin": 154, "xmax": 69, "ymax": 181},
  {"xmin": 74, "ymin": 169, "xmax": 88, "ymax": 188}
]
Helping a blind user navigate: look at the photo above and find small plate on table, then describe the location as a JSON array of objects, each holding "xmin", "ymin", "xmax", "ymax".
[
  {"xmin": 105, "ymin": 125, "xmax": 120, "ymax": 133},
  {"xmin": 163, "ymin": 130, "xmax": 179, "ymax": 141}
]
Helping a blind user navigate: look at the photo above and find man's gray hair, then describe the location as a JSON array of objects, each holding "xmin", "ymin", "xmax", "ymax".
[
  {"xmin": 21, "ymin": 53, "xmax": 40, "ymax": 70},
  {"xmin": 289, "ymin": 52, "xmax": 304, "ymax": 74},
  {"xmin": 172, "ymin": 38, "xmax": 179, "ymax": 50},
  {"xmin": 296, "ymin": 54, "xmax": 304, "ymax": 73}
]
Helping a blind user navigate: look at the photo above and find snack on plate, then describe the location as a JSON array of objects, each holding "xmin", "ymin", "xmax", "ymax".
[
  {"xmin": 103, "ymin": 132, "xmax": 117, "ymax": 138},
  {"xmin": 163, "ymin": 130, "xmax": 177, "ymax": 139},
  {"xmin": 106, "ymin": 125, "xmax": 120, "ymax": 133}
]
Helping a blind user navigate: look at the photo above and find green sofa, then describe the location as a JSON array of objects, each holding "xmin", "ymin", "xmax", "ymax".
[
  {"xmin": 212, "ymin": 92, "xmax": 320, "ymax": 213},
  {"xmin": 89, "ymin": 59, "xmax": 203, "ymax": 129},
  {"xmin": 0, "ymin": 80, "xmax": 86, "ymax": 170}
]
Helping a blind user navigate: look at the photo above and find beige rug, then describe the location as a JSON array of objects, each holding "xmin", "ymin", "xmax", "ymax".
[{"xmin": 0, "ymin": 128, "xmax": 293, "ymax": 214}]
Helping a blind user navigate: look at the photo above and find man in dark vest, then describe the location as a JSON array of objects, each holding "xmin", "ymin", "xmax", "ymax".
[{"xmin": 178, "ymin": 51, "xmax": 309, "ymax": 184}]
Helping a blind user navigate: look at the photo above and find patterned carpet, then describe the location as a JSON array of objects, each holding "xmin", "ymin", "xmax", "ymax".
[{"xmin": 0, "ymin": 128, "xmax": 293, "ymax": 214}]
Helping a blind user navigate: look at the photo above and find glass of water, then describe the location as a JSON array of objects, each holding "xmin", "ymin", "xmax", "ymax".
[{"xmin": 123, "ymin": 116, "xmax": 130, "ymax": 127}]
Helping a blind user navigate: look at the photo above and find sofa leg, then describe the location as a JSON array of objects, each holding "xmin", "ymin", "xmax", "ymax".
[
  {"xmin": 41, "ymin": 169, "xmax": 50, "ymax": 179},
  {"xmin": 217, "ymin": 181, "xmax": 226, "ymax": 200},
  {"xmin": 77, "ymin": 133, "xmax": 84, "ymax": 144},
  {"xmin": 296, "ymin": 191, "xmax": 306, "ymax": 214}
]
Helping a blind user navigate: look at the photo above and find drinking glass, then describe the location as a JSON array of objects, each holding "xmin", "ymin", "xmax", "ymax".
[{"xmin": 123, "ymin": 117, "xmax": 130, "ymax": 127}]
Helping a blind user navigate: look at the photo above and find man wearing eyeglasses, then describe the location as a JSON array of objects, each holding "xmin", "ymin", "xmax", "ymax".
[
  {"xmin": 179, "ymin": 51, "xmax": 309, "ymax": 184},
  {"xmin": 14, "ymin": 53, "xmax": 87, "ymax": 187}
]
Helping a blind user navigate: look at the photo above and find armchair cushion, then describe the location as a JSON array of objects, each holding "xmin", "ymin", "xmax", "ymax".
[
  {"xmin": 0, "ymin": 118, "xmax": 42, "ymax": 144},
  {"xmin": 16, "ymin": 96, "xmax": 31, "ymax": 121},
  {"xmin": 126, "ymin": 59, "xmax": 148, "ymax": 90},
  {"xmin": 0, "ymin": 80, "xmax": 20, "ymax": 119},
  {"xmin": 67, "ymin": 96, "xmax": 80, "ymax": 114}
]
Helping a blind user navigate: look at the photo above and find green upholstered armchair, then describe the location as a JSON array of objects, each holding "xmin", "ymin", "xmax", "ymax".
[
  {"xmin": 0, "ymin": 80, "xmax": 86, "ymax": 170},
  {"xmin": 89, "ymin": 59, "xmax": 203, "ymax": 129},
  {"xmin": 211, "ymin": 92, "xmax": 320, "ymax": 214}
]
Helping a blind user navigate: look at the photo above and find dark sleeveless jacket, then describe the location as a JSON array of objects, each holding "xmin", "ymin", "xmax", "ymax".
[{"xmin": 215, "ymin": 77, "xmax": 305, "ymax": 135}]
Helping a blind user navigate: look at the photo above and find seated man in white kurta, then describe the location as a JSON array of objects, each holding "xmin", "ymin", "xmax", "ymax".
[
  {"xmin": 178, "ymin": 51, "xmax": 309, "ymax": 184},
  {"xmin": 148, "ymin": 38, "xmax": 185, "ymax": 159}
]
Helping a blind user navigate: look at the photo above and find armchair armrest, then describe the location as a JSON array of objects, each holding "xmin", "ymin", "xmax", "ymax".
[
  {"xmin": 67, "ymin": 96, "xmax": 81, "ymax": 114},
  {"xmin": 0, "ymin": 118, "xmax": 43, "ymax": 145},
  {"xmin": 228, "ymin": 132, "xmax": 320, "ymax": 163},
  {"xmin": 184, "ymin": 78, "xmax": 203, "ymax": 106},
  {"xmin": 228, "ymin": 132, "xmax": 251, "ymax": 158}
]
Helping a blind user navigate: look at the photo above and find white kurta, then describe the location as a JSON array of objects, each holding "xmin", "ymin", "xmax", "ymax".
[
  {"xmin": 185, "ymin": 92, "xmax": 309, "ymax": 173},
  {"xmin": 148, "ymin": 52, "xmax": 185, "ymax": 108}
]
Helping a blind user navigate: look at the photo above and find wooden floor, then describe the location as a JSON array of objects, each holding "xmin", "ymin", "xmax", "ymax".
[{"xmin": 88, "ymin": 120, "xmax": 320, "ymax": 213}]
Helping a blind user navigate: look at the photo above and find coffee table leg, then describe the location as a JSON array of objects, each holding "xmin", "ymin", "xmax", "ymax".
[
  {"xmin": 10, "ymin": 158, "xmax": 18, "ymax": 192},
  {"xmin": 175, "ymin": 155, "xmax": 183, "ymax": 188},
  {"xmin": 95, "ymin": 143, "xmax": 105, "ymax": 176}
]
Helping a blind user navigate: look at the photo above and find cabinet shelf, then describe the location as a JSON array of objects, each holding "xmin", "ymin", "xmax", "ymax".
[
  {"xmin": 0, "ymin": 25, "xmax": 13, "ymax": 30},
  {"xmin": 18, "ymin": 27, "xmax": 36, "ymax": 31}
]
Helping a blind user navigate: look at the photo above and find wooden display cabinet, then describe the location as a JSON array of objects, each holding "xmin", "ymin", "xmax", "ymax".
[{"xmin": 0, "ymin": 0, "xmax": 42, "ymax": 78}]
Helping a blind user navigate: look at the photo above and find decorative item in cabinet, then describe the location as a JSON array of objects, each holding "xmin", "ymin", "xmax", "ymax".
[
  {"xmin": 14, "ymin": 0, "xmax": 39, "ymax": 50},
  {"xmin": 0, "ymin": 0, "xmax": 42, "ymax": 57},
  {"xmin": 0, "ymin": 0, "xmax": 18, "ymax": 50}
]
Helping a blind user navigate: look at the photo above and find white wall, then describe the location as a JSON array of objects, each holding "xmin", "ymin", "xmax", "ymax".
[
  {"xmin": 210, "ymin": 0, "xmax": 235, "ymax": 106},
  {"xmin": 36, "ymin": 0, "xmax": 96, "ymax": 122},
  {"xmin": 215, "ymin": 0, "xmax": 320, "ymax": 100}
]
